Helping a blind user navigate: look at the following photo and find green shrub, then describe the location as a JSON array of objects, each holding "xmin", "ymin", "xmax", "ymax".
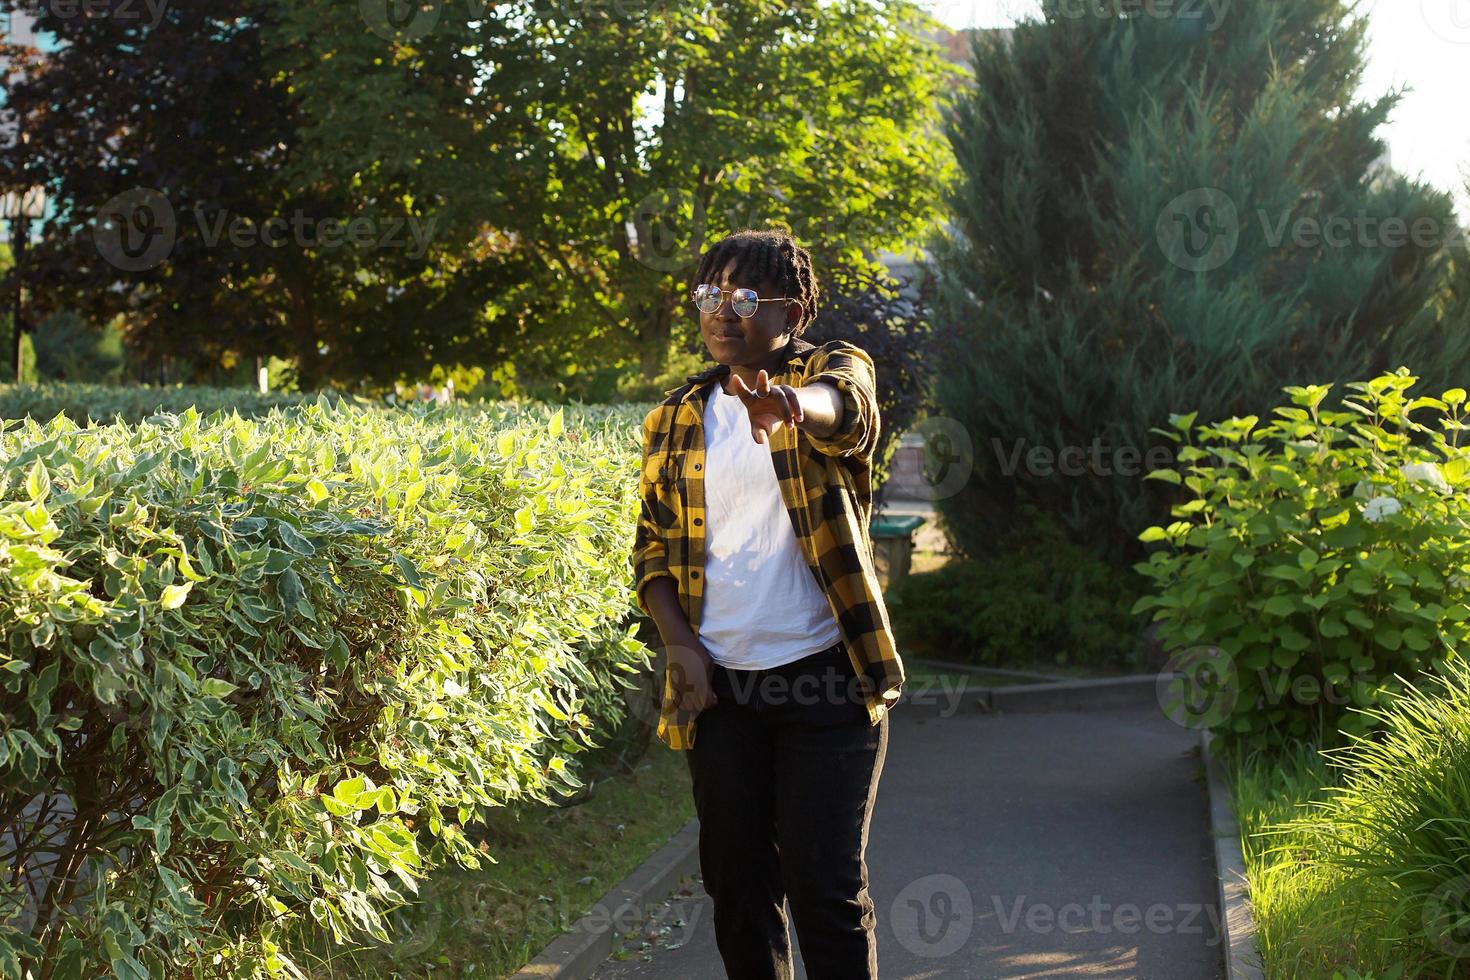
[
  {"xmin": 0, "ymin": 398, "xmax": 651, "ymax": 977},
  {"xmin": 0, "ymin": 382, "xmax": 351, "ymax": 425},
  {"xmin": 887, "ymin": 515, "xmax": 1143, "ymax": 670},
  {"xmin": 1135, "ymin": 369, "xmax": 1470, "ymax": 755},
  {"xmin": 30, "ymin": 312, "xmax": 127, "ymax": 384},
  {"xmin": 1277, "ymin": 656, "xmax": 1470, "ymax": 979}
]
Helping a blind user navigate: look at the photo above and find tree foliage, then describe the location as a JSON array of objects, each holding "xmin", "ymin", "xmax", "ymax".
[
  {"xmin": 931, "ymin": 0, "xmax": 1465, "ymax": 562},
  {"xmin": 0, "ymin": 0, "xmax": 959, "ymax": 392}
]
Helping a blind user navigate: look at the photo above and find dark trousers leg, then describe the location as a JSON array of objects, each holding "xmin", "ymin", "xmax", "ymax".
[
  {"xmin": 771, "ymin": 657, "xmax": 889, "ymax": 980},
  {"xmin": 686, "ymin": 670, "xmax": 793, "ymax": 980}
]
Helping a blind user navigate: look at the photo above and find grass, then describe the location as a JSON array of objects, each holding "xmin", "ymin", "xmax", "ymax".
[
  {"xmin": 1226, "ymin": 740, "xmax": 1466, "ymax": 979},
  {"xmin": 281, "ymin": 737, "xmax": 695, "ymax": 979}
]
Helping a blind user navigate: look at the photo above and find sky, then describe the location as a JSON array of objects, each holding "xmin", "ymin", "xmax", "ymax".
[{"xmin": 920, "ymin": 0, "xmax": 1470, "ymax": 212}]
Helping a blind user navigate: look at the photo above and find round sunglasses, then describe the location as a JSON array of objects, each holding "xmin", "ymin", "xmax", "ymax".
[{"xmin": 691, "ymin": 283, "xmax": 796, "ymax": 318}]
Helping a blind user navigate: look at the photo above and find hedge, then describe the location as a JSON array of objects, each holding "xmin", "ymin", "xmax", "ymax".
[{"xmin": 0, "ymin": 396, "xmax": 651, "ymax": 978}]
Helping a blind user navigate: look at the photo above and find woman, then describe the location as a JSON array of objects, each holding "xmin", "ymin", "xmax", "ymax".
[{"xmin": 631, "ymin": 228, "xmax": 907, "ymax": 979}]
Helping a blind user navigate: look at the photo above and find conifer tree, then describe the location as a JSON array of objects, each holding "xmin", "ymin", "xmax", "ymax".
[{"xmin": 932, "ymin": 0, "xmax": 1463, "ymax": 562}]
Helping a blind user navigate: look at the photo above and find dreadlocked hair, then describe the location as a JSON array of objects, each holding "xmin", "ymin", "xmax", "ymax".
[{"xmin": 691, "ymin": 228, "xmax": 820, "ymax": 336}]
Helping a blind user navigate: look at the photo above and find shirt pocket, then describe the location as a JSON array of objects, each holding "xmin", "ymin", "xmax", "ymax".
[{"xmin": 644, "ymin": 454, "xmax": 686, "ymax": 527}]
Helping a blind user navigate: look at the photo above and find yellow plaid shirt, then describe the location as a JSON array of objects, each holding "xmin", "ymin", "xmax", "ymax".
[{"xmin": 631, "ymin": 335, "xmax": 907, "ymax": 750}]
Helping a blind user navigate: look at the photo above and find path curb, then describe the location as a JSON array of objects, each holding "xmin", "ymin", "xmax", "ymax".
[
  {"xmin": 509, "ymin": 817, "xmax": 702, "ymax": 980},
  {"xmin": 906, "ymin": 655, "xmax": 1065, "ymax": 683},
  {"xmin": 1199, "ymin": 729, "xmax": 1266, "ymax": 980},
  {"xmin": 895, "ymin": 672, "xmax": 1169, "ymax": 717}
]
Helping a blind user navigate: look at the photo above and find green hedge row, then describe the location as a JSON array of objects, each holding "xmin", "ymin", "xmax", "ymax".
[
  {"xmin": 0, "ymin": 397, "xmax": 651, "ymax": 978},
  {"xmin": 0, "ymin": 383, "xmax": 351, "ymax": 425}
]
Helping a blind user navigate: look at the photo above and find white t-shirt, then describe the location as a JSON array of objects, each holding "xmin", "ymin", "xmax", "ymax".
[{"xmin": 697, "ymin": 381, "xmax": 842, "ymax": 669}]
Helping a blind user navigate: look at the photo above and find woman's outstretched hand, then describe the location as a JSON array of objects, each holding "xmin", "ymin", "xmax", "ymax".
[{"xmin": 729, "ymin": 369, "xmax": 803, "ymax": 445}]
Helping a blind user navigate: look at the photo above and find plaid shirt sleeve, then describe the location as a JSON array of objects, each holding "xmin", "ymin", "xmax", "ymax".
[
  {"xmin": 800, "ymin": 340, "xmax": 881, "ymax": 462},
  {"xmin": 632, "ymin": 409, "xmax": 675, "ymax": 618}
]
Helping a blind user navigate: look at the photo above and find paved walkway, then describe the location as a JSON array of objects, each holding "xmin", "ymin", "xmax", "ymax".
[{"xmin": 591, "ymin": 701, "xmax": 1224, "ymax": 979}]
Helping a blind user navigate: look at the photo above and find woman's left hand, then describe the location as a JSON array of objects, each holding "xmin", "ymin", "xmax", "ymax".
[{"xmin": 730, "ymin": 369, "xmax": 803, "ymax": 445}]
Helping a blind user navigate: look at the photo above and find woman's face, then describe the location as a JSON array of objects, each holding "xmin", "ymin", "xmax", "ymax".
[{"xmin": 698, "ymin": 258, "xmax": 800, "ymax": 368}]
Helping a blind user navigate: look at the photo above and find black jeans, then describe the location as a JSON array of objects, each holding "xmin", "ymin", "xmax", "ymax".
[{"xmin": 686, "ymin": 640, "xmax": 889, "ymax": 980}]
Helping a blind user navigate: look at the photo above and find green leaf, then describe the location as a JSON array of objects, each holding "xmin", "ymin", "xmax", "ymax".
[
  {"xmin": 278, "ymin": 522, "xmax": 317, "ymax": 556},
  {"xmin": 1262, "ymin": 595, "xmax": 1298, "ymax": 617},
  {"xmin": 393, "ymin": 553, "xmax": 424, "ymax": 590},
  {"xmin": 277, "ymin": 568, "xmax": 305, "ymax": 611},
  {"xmin": 200, "ymin": 678, "xmax": 238, "ymax": 698},
  {"xmin": 160, "ymin": 583, "xmax": 193, "ymax": 610},
  {"xmin": 26, "ymin": 459, "xmax": 50, "ymax": 501}
]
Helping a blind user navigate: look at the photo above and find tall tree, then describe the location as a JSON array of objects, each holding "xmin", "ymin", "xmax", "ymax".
[
  {"xmin": 931, "ymin": 0, "xmax": 1463, "ymax": 562},
  {"xmin": 0, "ymin": 0, "xmax": 524, "ymax": 388},
  {"xmin": 269, "ymin": 0, "xmax": 961, "ymax": 389},
  {"xmin": 0, "ymin": 1, "xmax": 292, "ymax": 380}
]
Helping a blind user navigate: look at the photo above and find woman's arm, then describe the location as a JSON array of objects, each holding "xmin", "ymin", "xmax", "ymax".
[
  {"xmin": 792, "ymin": 381, "xmax": 843, "ymax": 439},
  {"xmin": 642, "ymin": 576, "xmax": 700, "ymax": 653}
]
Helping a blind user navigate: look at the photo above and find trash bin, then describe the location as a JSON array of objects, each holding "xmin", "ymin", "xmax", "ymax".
[{"xmin": 869, "ymin": 514, "xmax": 926, "ymax": 589}]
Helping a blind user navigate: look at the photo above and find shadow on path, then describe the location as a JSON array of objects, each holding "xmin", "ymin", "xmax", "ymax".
[{"xmin": 592, "ymin": 701, "xmax": 1224, "ymax": 980}]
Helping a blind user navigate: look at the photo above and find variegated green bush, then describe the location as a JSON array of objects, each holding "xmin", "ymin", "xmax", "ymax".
[
  {"xmin": 0, "ymin": 397, "xmax": 651, "ymax": 977},
  {"xmin": 0, "ymin": 383, "xmax": 355, "ymax": 426},
  {"xmin": 1134, "ymin": 369, "xmax": 1470, "ymax": 755}
]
